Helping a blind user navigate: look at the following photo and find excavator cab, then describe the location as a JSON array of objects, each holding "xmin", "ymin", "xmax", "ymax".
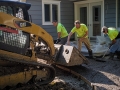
[
  {"xmin": 0, "ymin": 0, "xmax": 55, "ymax": 58},
  {"xmin": 0, "ymin": 0, "xmax": 30, "ymax": 21},
  {"xmin": 0, "ymin": 0, "xmax": 31, "ymax": 56}
]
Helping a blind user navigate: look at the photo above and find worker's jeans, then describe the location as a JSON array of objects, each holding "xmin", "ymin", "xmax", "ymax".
[
  {"xmin": 77, "ymin": 37, "xmax": 91, "ymax": 51},
  {"xmin": 110, "ymin": 38, "xmax": 120, "ymax": 53}
]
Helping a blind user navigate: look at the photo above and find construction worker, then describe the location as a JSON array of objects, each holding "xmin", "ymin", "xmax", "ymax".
[
  {"xmin": 52, "ymin": 20, "xmax": 68, "ymax": 45},
  {"xmin": 101, "ymin": 26, "xmax": 120, "ymax": 59},
  {"xmin": 67, "ymin": 20, "xmax": 93, "ymax": 58}
]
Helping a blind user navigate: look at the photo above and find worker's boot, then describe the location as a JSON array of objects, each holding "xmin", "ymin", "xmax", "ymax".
[
  {"xmin": 88, "ymin": 50, "xmax": 93, "ymax": 59},
  {"xmin": 108, "ymin": 52, "xmax": 115, "ymax": 60}
]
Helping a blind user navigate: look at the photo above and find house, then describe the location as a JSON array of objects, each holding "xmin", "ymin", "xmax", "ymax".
[{"xmin": 24, "ymin": 0, "xmax": 120, "ymax": 41}]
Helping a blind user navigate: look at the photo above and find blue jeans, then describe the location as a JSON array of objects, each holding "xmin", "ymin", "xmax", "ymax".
[{"xmin": 110, "ymin": 38, "xmax": 120, "ymax": 53}]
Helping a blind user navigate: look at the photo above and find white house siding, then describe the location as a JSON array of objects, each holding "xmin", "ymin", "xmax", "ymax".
[{"xmin": 26, "ymin": 0, "xmax": 74, "ymax": 40}]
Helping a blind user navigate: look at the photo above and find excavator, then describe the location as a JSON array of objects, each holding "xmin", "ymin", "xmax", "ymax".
[{"xmin": 0, "ymin": 0, "xmax": 88, "ymax": 89}]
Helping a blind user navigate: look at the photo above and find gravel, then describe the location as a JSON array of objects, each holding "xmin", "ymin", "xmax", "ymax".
[
  {"xmin": 74, "ymin": 57, "xmax": 120, "ymax": 90},
  {"xmin": 1, "ymin": 50, "xmax": 120, "ymax": 90}
]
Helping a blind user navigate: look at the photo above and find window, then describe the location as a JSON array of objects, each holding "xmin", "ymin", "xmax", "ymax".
[
  {"xmin": 15, "ymin": 7, "xmax": 24, "ymax": 19},
  {"xmin": 42, "ymin": 0, "xmax": 61, "ymax": 25},
  {"xmin": 0, "ymin": 6, "xmax": 13, "ymax": 16},
  {"xmin": 0, "ymin": 6, "xmax": 24, "ymax": 19}
]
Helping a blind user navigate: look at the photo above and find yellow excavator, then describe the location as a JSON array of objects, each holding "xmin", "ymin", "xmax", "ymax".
[{"xmin": 0, "ymin": 0, "xmax": 88, "ymax": 89}]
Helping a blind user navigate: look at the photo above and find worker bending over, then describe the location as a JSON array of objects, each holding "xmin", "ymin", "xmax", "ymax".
[
  {"xmin": 52, "ymin": 20, "xmax": 68, "ymax": 45},
  {"xmin": 101, "ymin": 26, "xmax": 120, "ymax": 59}
]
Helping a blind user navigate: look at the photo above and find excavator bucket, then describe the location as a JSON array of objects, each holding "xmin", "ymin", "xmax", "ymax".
[{"xmin": 54, "ymin": 44, "xmax": 88, "ymax": 66}]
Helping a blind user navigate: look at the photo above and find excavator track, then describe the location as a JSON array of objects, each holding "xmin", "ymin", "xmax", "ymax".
[
  {"xmin": 55, "ymin": 65, "xmax": 97, "ymax": 90},
  {"xmin": 0, "ymin": 52, "xmax": 55, "ymax": 89}
]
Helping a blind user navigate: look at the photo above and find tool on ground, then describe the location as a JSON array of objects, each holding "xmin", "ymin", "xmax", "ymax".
[{"xmin": 94, "ymin": 48, "xmax": 110, "ymax": 62}]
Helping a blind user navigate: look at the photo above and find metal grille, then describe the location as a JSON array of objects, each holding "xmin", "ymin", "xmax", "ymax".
[{"xmin": 0, "ymin": 28, "xmax": 27, "ymax": 49}]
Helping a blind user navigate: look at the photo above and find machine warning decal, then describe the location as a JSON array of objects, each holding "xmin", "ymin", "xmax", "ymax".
[
  {"xmin": 0, "ymin": 27, "xmax": 18, "ymax": 34},
  {"xmin": 14, "ymin": 21, "xmax": 31, "ymax": 28}
]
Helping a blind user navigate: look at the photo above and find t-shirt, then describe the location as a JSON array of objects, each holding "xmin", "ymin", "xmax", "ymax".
[
  {"xmin": 57, "ymin": 23, "xmax": 68, "ymax": 38},
  {"xmin": 71, "ymin": 24, "xmax": 88, "ymax": 38},
  {"xmin": 107, "ymin": 27, "xmax": 119, "ymax": 40}
]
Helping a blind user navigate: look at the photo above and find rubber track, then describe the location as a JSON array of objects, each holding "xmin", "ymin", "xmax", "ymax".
[
  {"xmin": 55, "ymin": 65, "xmax": 97, "ymax": 90},
  {"xmin": 0, "ymin": 55, "xmax": 56, "ymax": 88}
]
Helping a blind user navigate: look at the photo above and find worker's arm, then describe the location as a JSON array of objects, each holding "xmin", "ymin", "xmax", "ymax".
[
  {"xmin": 82, "ymin": 31, "xmax": 88, "ymax": 38},
  {"xmin": 57, "ymin": 32, "xmax": 61, "ymax": 39},
  {"xmin": 78, "ymin": 31, "xmax": 88, "ymax": 42},
  {"xmin": 109, "ymin": 39, "xmax": 116, "ymax": 48},
  {"xmin": 55, "ymin": 32, "xmax": 61, "ymax": 44},
  {"xmin": 67, "ymin": 32, "xmax": 73, "ymax": 45},
  {"xmin": 110, "ymin": 39, "xmax": 116, "ymax": 46},
  {"xmin": 112, "ymin": 39, "xmax": 116, "ymax": 44}
]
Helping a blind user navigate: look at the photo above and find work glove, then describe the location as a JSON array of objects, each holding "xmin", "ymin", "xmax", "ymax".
[{"xmin": 55, "ymin": 38, "xmax": 61, "ymax": 44}]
